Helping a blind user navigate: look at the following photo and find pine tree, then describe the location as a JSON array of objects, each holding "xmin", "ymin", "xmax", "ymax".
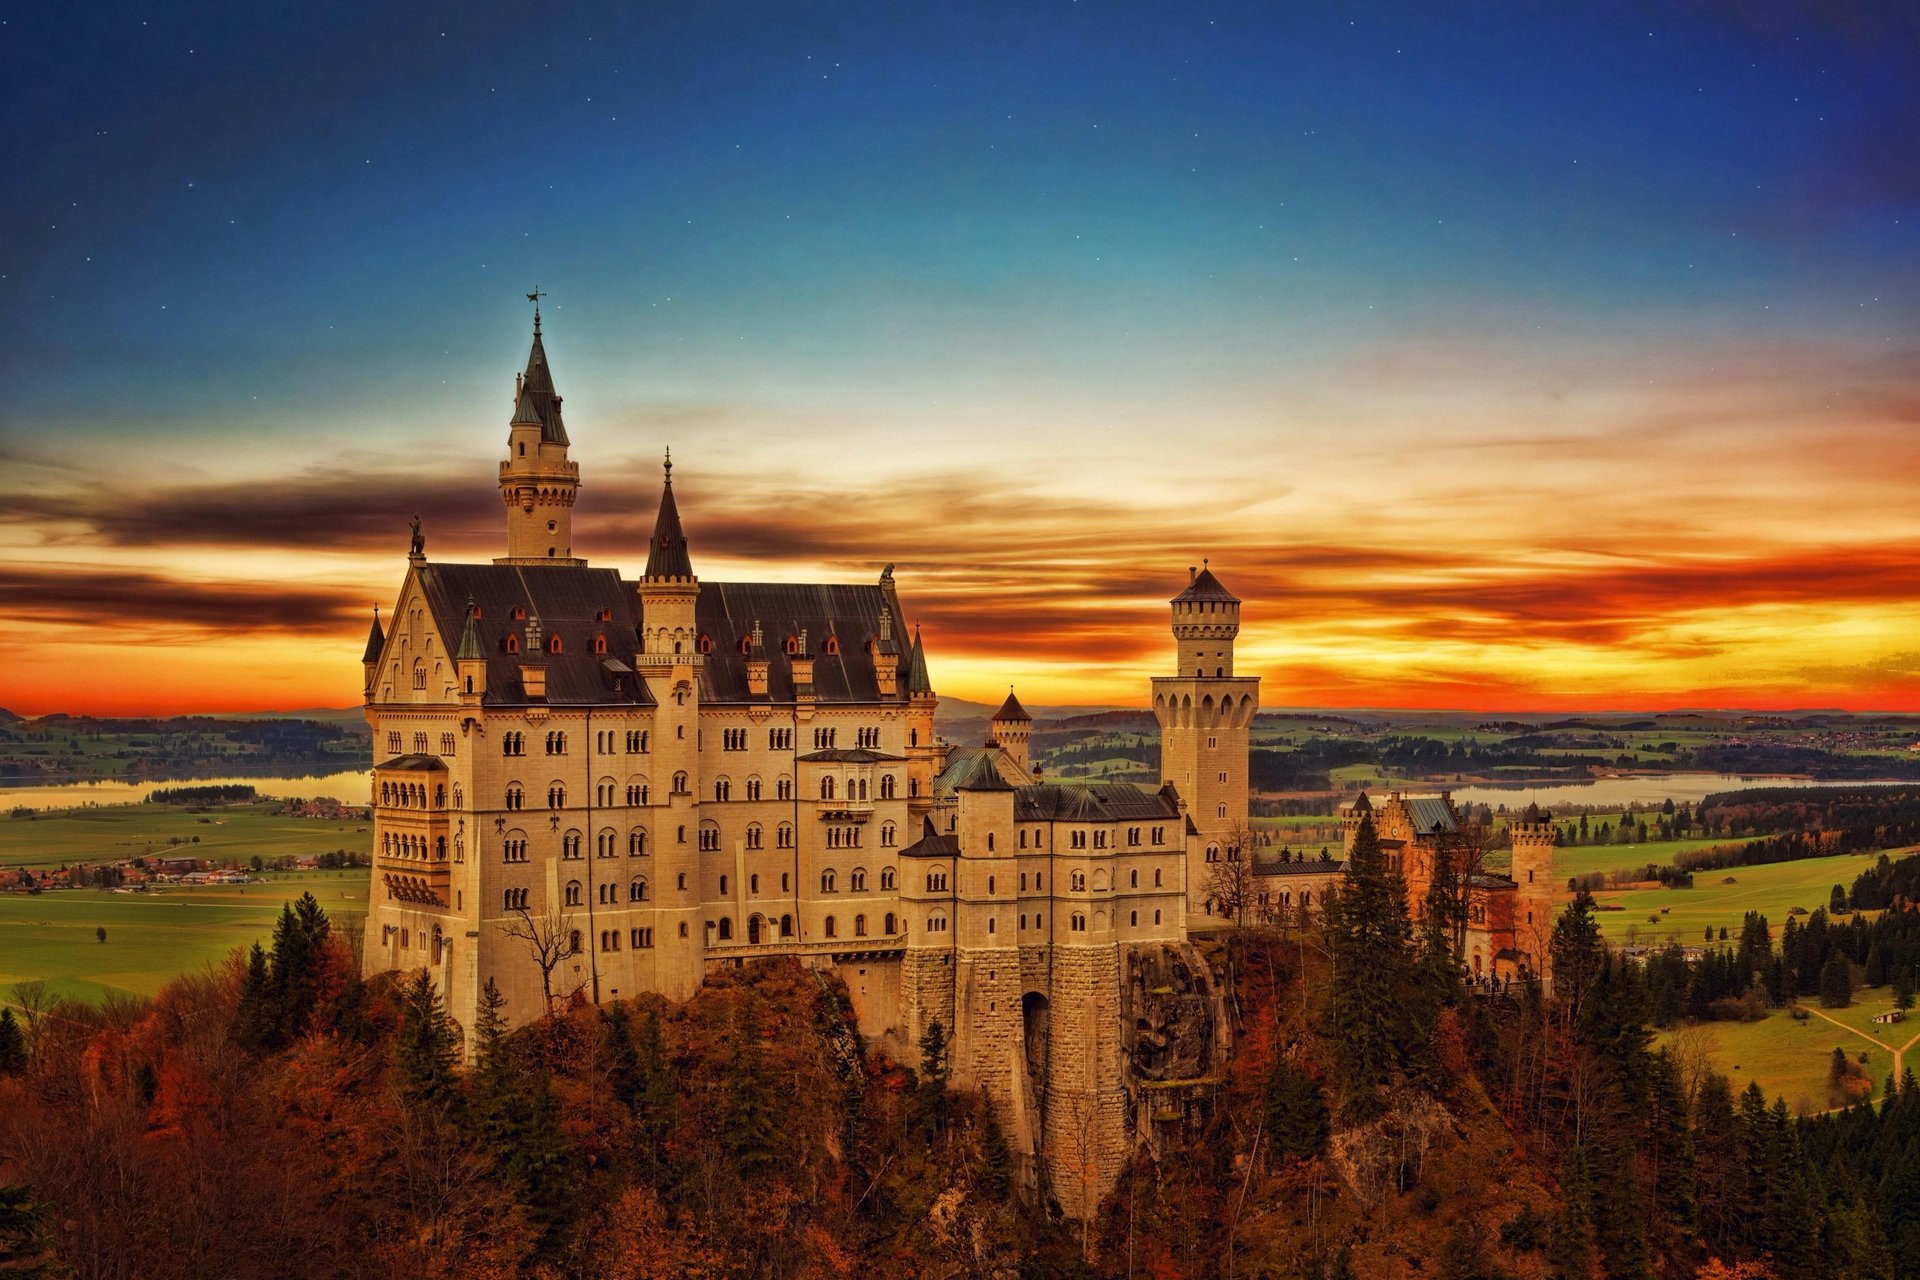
[
  {"xmin": 978, "ymin": 1102, "xmax": 1014, "ymax": 1199},
  {"xmin": 230, "ymin": 942, "xmax": 277, "ymax": 1052},
  {"xmin": 1323, "ymin": 813, "xmax": 1418, "ymax": 1118},
  {"xmin": 1551, "ymin": 1141, "xmax": 1597, "ymax": 1277},
  {"xmin": 1893, "ymin": 969, "xmax": 1916, "ymax": 1013},
  {"xmin": 1821, "ymin": 953, "xmax": 1854, "ymax": 1008},
  {"xmin": 394, "ymin": 969, "xmax": 461, "ymax": 1115},
  {"xmin": 1262, "ymin": 1056, "xmax": 1329, "ymax": 1163},
  {"xmin": 1550, "ymin": 889, "xmax": 1605, "ymax": 1023},
  {"xmin": 725, "ymin": 998, "xmax": 786, "ymax": 1176},
  {"xmin": 918, "ymin": 1017, "xmax": 951, "ymax": 1134},
  {"xmin": 0, "ymin": 1010, "xmax": 24, "ymax": 1077}
]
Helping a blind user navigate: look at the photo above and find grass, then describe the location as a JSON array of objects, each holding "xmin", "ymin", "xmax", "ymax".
[
  {"xmin": 1546, "ymin": 836, "xmax": 1762, "ymax": 882},
  {"xmin": 0, "ymin": 802, "xmax": 368, "ymax": 870},
  {"xmin": 1658, "ymin": 1003, "xmax": 1896, "ymax": 1118},
  {"xmin": 0, "ymin": 869, "xmax": 368, "ymax": 1004},
  {"xmin": 1591, "ymin": 849, "xmax": 1886, "ymax": 948}
]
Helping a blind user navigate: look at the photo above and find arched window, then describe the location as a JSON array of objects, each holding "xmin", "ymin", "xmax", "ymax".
[
  {"xmin": 854, "ymin": 913, "xmax": 867, "ymax": 936},
  {"xmin": 506, "ymin": 634, "xmax": 519, "ymax": 655},
  {"xmin": 629, "ymin": 829, "xmax": 648, "ymax": 856},
  {"xmin": 884, "ymin": 912, "xmax": 897, "ymax": 934},
  {"xmin": 745, "ymin": 823, "xmax": 763, "ymax": 850},
  {"xmin": 881, "ymin": 866, "xmax": 896, "ymax": 890},
  {"xmin": 880, "ymin": 822, "xmax": 896, "ymax": 847},
  {"xmin": 880, "ymin": 774, "xmax": 896, "ymax": 799},
  {"xmin": 716, "ymin": 917, "xmax": 733, "ymax": 940},
  {"xmin": 824, "ymin": 915, "xmax": 837, "ymax": 938},
  {"xmin": 672, "ymin": 771, "xmax": 689, "ymax": 795},
  {"xmin": 548, "ymin": 633, "xmax": 562, "ymax": 654},
  {"xmin": 777, "ymin": 823, "xmax": 794, "ymax": 848},
  {"xmin": 850, "ymin": 867, "xmax": 867, "ymax": 891},
  {"xmin": 565, "ymin": 881, "xmax": 582, "ymax": 906},
  {"xmin": 630, "ymin": 877, "xmax": 649, "ymax": 902},
  {"xmin": 821, "ymin": 869, "xmax": 837, "ymax": 892},
  {"xmin": 505, "ymin": 784, "xmax": 524, "ymax": 810},
  {"xmin": 821, "ymin": 776, "xmax": 836, "ymax": 801},
  {"xmin": 412, "ymin": 659, "xmax": 426, "ymax": 690}
]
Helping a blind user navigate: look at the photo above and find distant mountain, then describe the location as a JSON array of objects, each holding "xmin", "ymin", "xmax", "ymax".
[{"xmin": 0, "ymin": 707, "xmax": 20, "ymax": 723}]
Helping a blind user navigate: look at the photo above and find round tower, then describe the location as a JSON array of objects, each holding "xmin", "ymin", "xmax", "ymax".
[
  {"xmin": 1171, "ymin": 560, "xmax": 1240, "ymax": 678},
  {"xmin": 990, "ymin": 688, "xmax": 1032, "ymax": 775},
  {"xmin": 1508, "ymin": 805, "xmax": 1559, "ymax": 985}
]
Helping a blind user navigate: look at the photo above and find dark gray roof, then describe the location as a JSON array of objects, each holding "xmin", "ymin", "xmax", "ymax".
[
  {"xmin": 797, "ymin": 748, "xmax": 906, "ymax": 764},
  {"xmin": 1350, "ymin": 791, "xmax": 1372, "ymax": 813},
  {"xmin": 933, "ymin": 744, "xmax": 1031, "ymax": 795},
  {"xmin": 1013, "ymin": 781, "xmax": 1182, "ymax": 822},
  {"xmin": 644, "ymin": 472, "xmax": 693, "ymax": 579},
  {"xmin": 1256, "ymin": 856, "xmax": 1346, "ymax": 877},
  {"xmin": 413, "ymin": 562, "xmax": 651, "ymax": 708},
  {"xmin": 518, "ymin": 330, "xmax": 569, "ymax": 446},
  {"xmin": 993, "ymin": 690, "xmax": 1032, "ymax": 723},
  {"xmin": 361, "ymin": 610, "xmax": 386, "ymax": 664},
  {"xmin": 900, "ymin": 830, "xmax": 960, "ymax": 859},
  {"xmin": 407, "ymin": 562, "xmax": 913, "ymax": 708},
  {"xmin": 1469, "ymin": 873, "xmax": 1518, "ymax": 891},
  {"xmin": 948, "ymin": 752, "xmax": 1014, "ymax": 792},
  {"xmin": 1172, "ymin": 565, "xmax": 1237, "ymax": 604},
  {"xmin": 455, "ymin": 600, "xmax": 484, "ymax": 661},
  {"xmin": 697, "ymin": 581, "xmax": 908, "ymax": 704},
  {"xmin": 1406, "ymin": 797, "xmax": 1459, "ymax": 836},
  {"xmin": 376, "ymin": 753, "xmax": 447, "ymax": 772},
  {"xmin": 903, "ymin": 625, "xmax": 933, "ymax": 696}
]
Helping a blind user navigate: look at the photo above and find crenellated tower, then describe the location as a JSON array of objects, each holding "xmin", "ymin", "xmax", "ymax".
[
  {"xmin": 636, "ymin": 452, "xmax": 705, "ymax": 996},
  {"xmin": 497, "ymin": 294, "xmax": 585, "ymax": 565},
  {"xmin": 1508, "ymin": 805, "xmax": 1560, "ymax": 988},
  {"xmin": 1151, "ymin": 562, "xmax": 1261, "ymax": 919},
  {"xmin": 990, "ymin": 688, "xmax": 1032, "ymax": 775}
]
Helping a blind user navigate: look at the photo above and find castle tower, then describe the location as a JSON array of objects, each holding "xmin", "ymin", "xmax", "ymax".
[
  {"xmin": 636, "ymin": 453, "xmax": 705, "ymax": 997},
  {"xmin": 1151, "ymin": 562, "xmax": 1261, "ymax": 919},
  {"xmin": 903, "ymin": 624, "xmax": 940, "ymax": 825},
  {"xmin": 990, "ymin": 688, "xmax": 1032, "ymax": 775},
  {"xmin": 360, "ymin": 607, "xmax": 385, "ymax": 702},
  {"xmin": 1508, "ymin": 805, "xmax": 1560, "ymax": 988},
  {"xmin": 496, "ymin": 295, "xmax": 585, "ymax": 565}
]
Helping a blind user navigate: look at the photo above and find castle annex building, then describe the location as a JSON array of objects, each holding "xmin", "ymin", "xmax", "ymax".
[{"xmin": 359, "ymin": 310, "xmax": 1259, "ymax": 1212}]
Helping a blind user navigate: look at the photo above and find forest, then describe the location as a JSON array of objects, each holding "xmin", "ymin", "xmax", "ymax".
[{"xmin": 9, "ymin": 827, "xmax": 1920, "ymax": 1277}]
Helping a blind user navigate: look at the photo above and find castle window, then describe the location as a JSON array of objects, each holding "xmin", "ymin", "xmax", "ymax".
[
  {"xmin": 548, "ymin": 784, "xmax": 567, "ymax": 809},
  {"xmin": 717, "ymin": 918, "xmax": 733, "ymax": 940},
  {"xmin": 778, "ymin": 823, "xmax": 794, "ymax": 849},
  {"xmin": 880, "ymin": 822, "xmax": 895, "ymax": 847},
  {"xmin": 504, "ymin": 888, "xmax": 528, "ymax": 911},
  {"xmin": 562, "ymin": 832, "xmax": 582, "ymax": 859},
  {"xmin": 927, "ymin": 914, "xmax": 947, "ymax": 933},
  {"xmin": 986, "ymin": 875, "xmax": 995, "ymax": 894},
  {"xmin": 820, "ymin": 776, "xmax": 836, "ymax": 801},
  {"xmin": 746, "ymin": 823, "xmax": 763, "ymax": 850},
  {"xmin": 505, "ymin": 634, "xmax": 520, "ymax": 654},
  {"xmin": 880, "ymin": 774, "xmax": 895, "ymax": 799},
  {"xmin": 1127, "ymin": 827, "xmax": 1140, "ymax": 846},
  {"xmin": 440, "ymin": 732, "xmax": 456, "ymax": 756},
  {"xmin": 769, "ymin": 728, "xmax": 792, "ymax": 750},
  {"xmin": 412, "ymin": 660, "xmax": 426, "ymax": 690},
  {"xmin": 677, "ymin": 872, "xmax": 687, "ymax": 891},
  {"xmin": 599, "ymin": 608, "xmax": 613, "ymax": 623},
  {"xmin": 781, "ymin": 914, "xmax": 794, "ymax": 937},
  {"xmin": 718, "ymin": 874, "xmax": 728, "ymax": 895},
  {"xmin": 1070, "ymin": 913, "xmax": 1086, "ymax": 932},
  {"xmin": 1071, "ymin": 831, "xmax": 1086, "ymax": 850},
  {"xmin": 565, "ymin": 881, "xmax": 582, "ymax": 906},
  {"xmin": 1217, "ymin": 804, "xmax": 1227, "ymax": 819},
  {"xmin": 630, "ymin": 877, "xmax": 649, "ymax": 902},
  {"xmin": 1153, "ymin": 909, "xmax": 1162, "ymax": 925},
  {"xmin": 386, "ymin": 731, "xmax": 402, "ymax": 754},
  {"xmin": 699, "ymin": 826, "xmax": 720, "ymax": 852},
  {"xmin": 1071, "ymin": 872, "xmax": 1086, "ymax": 892},
  {"xmin": 1205, "ymin": 844, "xmax": 1219, "ymax": 863},
  {"xmin": 512, "ymin": 606, "xmax": 526, "ymax": 620},
  {"xmin": 593, "ymin": 634, "xmax": 607, "ymax": 655},
  {"xmin": 854, "ymin": 913, "xmax": 867, "ymax": 937},
  {"xmin": 1019, "ymin": 830, "xmax": 1027, "ymax": 850},
  {"xmin": 503, "ymin": 837, "xmax": 528, "ymax": 863},
  {"xmin": 1130, "ymin": 870, "xmax": 1138, "ymax": 888},
  {"xmin": 850, "ymin": 868, "xmax": 866, "ymax": 891},
  {"xmin": 881, "ymin": 866, "xmax": 896, "ymax": 890},
  {"xmin": 776, "ymin": 776, "xmax": 793, "ymax": 800},
  {"xmin": 714, "ymin": 778, "xmax": 731, "ymax": 802},
  {"xmin": 505, "ymin": 785, "xmax": 524, "ymax": 810},
  {"xmin": 884, "ymin": 912, "xmax": 896, "ymax": 934},
  {"xmin": 413, "ymin": 732, "xmax": 429, "ymax": 755},
  {"xmin": 1019, "ymin": 914, "xmax": 1027, "ymax": 930},
  {"xmin": 926, "ymin": 870, "xmax": 948, "ymax": 892},
  {"xmin": 986, "ymin": 833, "xmax": 995, "ymax": 852},
  {"xmin": 672, "ymin": 771, "xmax": 689, "ymax": 794},
  {"xmin": 821, "ymin": 870, "xmax": 837, "ymax": 892},
  {"xmin": 698, "ymin": 633, "xmax": 714, "ymax": 654},
  {"xmin": 548, "ymin": 634, "xmax": 563, "ymax": 654},
  {"xmin": 1152, "ymin": 826, "xmax": 1165, "ymax": 845},
  {"xmin": 823, "ymin": 635, "xmax": 839, "ymax": 655},
  {"xmin": 598, "ymin": 830, "xmax": 617, "ymax": 857},
  {"xmin": 784, "ymin": 636, "xmax": 799, "ymax": 655},
  {"xmin": 632, "ymin": 927, "xmax": 654, "ymax": 948},
  {"xmin": 987, "ymin": 917, "xmax": 996, "ymax": 935},
  {"xmin": 1130, "ymin": 911, "xmax": 1138, "ymax": 926},
  {"xmin": 1035, "ymin": 872, "xmax": 1043, "ymax": 891},
  {"xmin": 824, "ymin": 915, "xmax": 837, "ymax": 938},
  {"xmin": 1019, "ymin": 873, "xmax": 1027, "ymax": 891}
]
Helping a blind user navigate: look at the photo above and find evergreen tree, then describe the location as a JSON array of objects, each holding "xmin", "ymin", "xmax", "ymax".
[
  {"xmin": 1894, "ymin": 969, "xmax": 1916, "ymax": 1013},
  {"xmin": 230, "ymin": 942, "xmax": 276, "ymax": 1052},
  {"xmin": 1323, "ymin": 814, "xmax": 1419, "ymax": 1117},
  {"xmin": 1261, "ymin": 1056, "xmax": 1329, "ymax": 1163},
  {"xmin": 978, "ymin": 1102, "xmax": 1014, "ymax": 1199},
  {"xmin": 394, "ymin": 969, "xmax": 461, "ymax": 1115},
  {"xmin": 1549, "ymin": 889, "xmax": 1605, "ymax": 1023},
  {"xmin": 1821, "ymin": 952, "xmax": 1854, "ymax": 1008},
  {"xmin": 1551, "ymin": 1142, "xmax": 1597, "ymax": 1278},
  {"xmin": 725, "ymin": 998, "xmax": 787, "ymax": 1175},
  {"xmin": 0, "ymin": 1010, "xmax": 23, "ymax": 1077},
  {"xmin": 918, "ymin": 1017, "xmax": 951, "ymax": 1134}
]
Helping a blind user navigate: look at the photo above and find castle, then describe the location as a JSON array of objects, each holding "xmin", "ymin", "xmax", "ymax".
[{"xmin": 359, "ymin": 307, "xmax": 1259, "ymax": 1213}]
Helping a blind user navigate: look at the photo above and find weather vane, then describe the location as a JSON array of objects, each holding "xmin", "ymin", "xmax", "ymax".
[{"xmin": 526, "ymin": 286, "xmax": 546, "ymax": 333}]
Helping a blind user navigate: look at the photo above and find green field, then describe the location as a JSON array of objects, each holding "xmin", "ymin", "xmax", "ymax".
[
  {"xmin": 1658, "ymin": 999, "xmax": 1900, "ymax": 1118},
  {"xmin": 1548, "ymin": 836, "xmax": 1762, "ymax": 883},
  {"xmin": 0, "ymin": 870, "xmax": 369, "ymax": 1004},
  {"xmin": 1592, "ymin": 850, "xmax": 1888, "ymax": 948},
  {"xmin": 0, "ymin": 802, "xmax": 367, "ymax": 870}
]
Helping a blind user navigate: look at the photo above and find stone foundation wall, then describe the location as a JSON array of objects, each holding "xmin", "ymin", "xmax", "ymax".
[{"xmin": 1040, "ymin": 942, "xmax": 1128, "ymax": 1218}]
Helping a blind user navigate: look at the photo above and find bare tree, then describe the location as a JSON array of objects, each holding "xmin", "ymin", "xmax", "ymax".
[
  {"xmin": 11, "ymin": 980, "xmax": 52, "ymax": 1069},
  {"xmin": 1205, "ymin": 820, "xmax": 1262, "ymax": 930},
  {"xmin": 499, "ymin": 903, "xmax": 583, "ymax": 1021}
]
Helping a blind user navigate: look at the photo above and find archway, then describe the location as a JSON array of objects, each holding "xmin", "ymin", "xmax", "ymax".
[
  {"xmin": 748, "ymin": 914, "xmax": 763, "ymax": 945},
  {"xmin": 1021, "ymin": 992, "xmax": 1051, "ymax": 1090}
]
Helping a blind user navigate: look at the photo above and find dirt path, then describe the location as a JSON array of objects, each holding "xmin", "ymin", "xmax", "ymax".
[{"xmin": 1795, "ymin": 1005, "xmax": 1920, "ymax": 1093}]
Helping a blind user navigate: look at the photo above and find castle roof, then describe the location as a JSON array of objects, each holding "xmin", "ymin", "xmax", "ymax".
[
  {"xmin": 411, "ymin": 562, "xmax": 916, "ymax": 708},
  {"xmin": 899, "ymin": 828, "xmax": 960, "ymax": 859},
  {"xmin": 947, "ymin": 751, "xmax": 1014, "ymax": 792},
  {"xmin": 361, "ymin": 609, "xmax": 386, "ymax": 664},
  {"xmin": 1469, "ymin": 873, "xmax": 1518, "ymax": 891},
  {"xmin": 1255, "ymin": 854, "xmax": 1347, "ymax": 877},
  {"xmin": 933, "ymin": 743, "xmax": 1032, "ymax": 796},
  {"xmin": 1013, "ymin": 780, "xmax": 1182, "ymax": 822},
  {"xmin": 993, "ymin": 689, "xmax": 1032, "ymax": 723},
  {"xmin": 903, "ymin": 625, "xmax": 934, "ymax": 696},
  {"xmin": 1172, "ymin": 564, "xmax": 1237, "ymax": 605},
  {"xmin": 455, "ymin": 600, "xmax": 484, "ymax": 661},
  {"xmin": 643, "ymin": 461, "xmax": 693, "ymax": 579},
  {"xmin": 375, "ymin": 753, "xmax": 447, "ymax": 772},
  {"xmin": 797, "ymin": 747, "xmax": 906, "ymax": 764},
  {"xmin": 1404, "ymin": 796, "xmax": 1459, "ymax": 836},
  {"xmin": 517, "ymin": 327, "xmax": 569, "ymax": 446}
]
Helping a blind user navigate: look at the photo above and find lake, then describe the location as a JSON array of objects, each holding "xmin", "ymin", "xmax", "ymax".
[
  {"xmin": 2, "ymin": 769, "xmax": 373, "ymax": 811},
  {"xmin": 1447, "ymin": 772, "xmax": 1910, "ymax": 811}
]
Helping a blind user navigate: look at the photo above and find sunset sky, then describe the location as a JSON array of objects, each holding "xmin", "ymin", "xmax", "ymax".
[{"xmin": 4, "ymin": 2, "xmax": 1919, "ymax": 716}]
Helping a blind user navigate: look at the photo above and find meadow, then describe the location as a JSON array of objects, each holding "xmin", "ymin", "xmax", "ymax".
[
  {"xmin": 0, "ymin": 801, "xmax": 367, "ymax": 870},
  {"xmin": 1590, "ymin": 848, "xmax": 1884, "ymax": 948},
  {"xmin": 0, "ymin": 869, "xmax": 368, "ymax": 1004},
  {"xmin": 1658, "ymin": 995, "xmax": 1902, "ymax": 1118}
]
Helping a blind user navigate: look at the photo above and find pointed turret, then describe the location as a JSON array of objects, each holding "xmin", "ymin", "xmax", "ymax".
[
  {"xmin": 990, "ymin": 686, "xmax": 1032, "ymax": 773},
  {"xmin": 497, "ymin": 294, "xmax": 583, "ymax": 564},
  {"xmin": 644, "ymin": 451, "xmax": 694, "ymax": 580},
  {"xmin": 992, "ymin": 689, "xmax": 1031, "ymax": 723},
  {"xmin": 904, "ymin": 624, "xmax": 934, "ymax": 697},
  {"xmin": 456, "ymin": 598, "xmax": 486, "ymax": 704},
  {"xmin": 455, "ymin": 599, "xmax": 484, "ymax": 661},
  {"xmin": 360, "ymin": 606, "xmax": 385, "ymax": 702}
]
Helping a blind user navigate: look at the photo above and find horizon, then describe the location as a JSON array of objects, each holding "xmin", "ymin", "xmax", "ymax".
[{"xmin": 6, "ymin": 3, "xmax": 1918, "ymax": 716}]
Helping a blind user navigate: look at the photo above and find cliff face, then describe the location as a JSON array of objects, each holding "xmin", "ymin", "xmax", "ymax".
[{"xmin": 1121, "ymin": 942, "xmax": 1232, "ymax": 1155}]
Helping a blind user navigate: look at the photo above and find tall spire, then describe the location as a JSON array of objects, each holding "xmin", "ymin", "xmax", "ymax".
[
  {"xmin": 644, "ymin": 450, "xmax": 694, "ymax": 579},
  {"xmin": 904, "ymin": 623, "xmax": 934, "ymax": 696},
  {"xmin": 455, "ymin": 598, "xmax": 484, "ymax": 661},
  {"xmin": 361, "ymin": 606, "xmax": 385, "ymax": 664},
  {"xmin": 515, "ymin": 289, "xmax": 567, "ymax": 445}
]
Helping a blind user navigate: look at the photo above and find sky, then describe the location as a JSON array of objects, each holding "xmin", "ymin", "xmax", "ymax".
[{"xmin": 3, "ymin": 1, "xmax": 1919, "ymax": 716}]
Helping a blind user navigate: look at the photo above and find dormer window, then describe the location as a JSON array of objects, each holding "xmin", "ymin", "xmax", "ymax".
[
  {"xmin": 511, "ymin": 606, "xmax": 527, "ymax": 621},
  {"xmin": 784, "ymin": 636, "xmax": 799, "ymax": 655},
  {"xmin": 598, "ymin": 608, "xmax": 613, "ymax": 622},
  {"xmin": 548, "ymin": 634, "xmax": 563, "ymax": 655},
  {"xmin": 593, "ymin": 634, "xmax": 607, "ymax": 655},
  {"xmin": 739, "ymin": 635, "xmax": 753, "ymax": 655},
  {"xmin": 505, "ymin": 635, "xmax": 520, "ymax": 655},
  {"xmin": 822, "ymin": 636, "xmax": 839, "ymax": 655},
  {"xmin": 698, "ymin": 633, "xmax": 714, "ymax": 654}
]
